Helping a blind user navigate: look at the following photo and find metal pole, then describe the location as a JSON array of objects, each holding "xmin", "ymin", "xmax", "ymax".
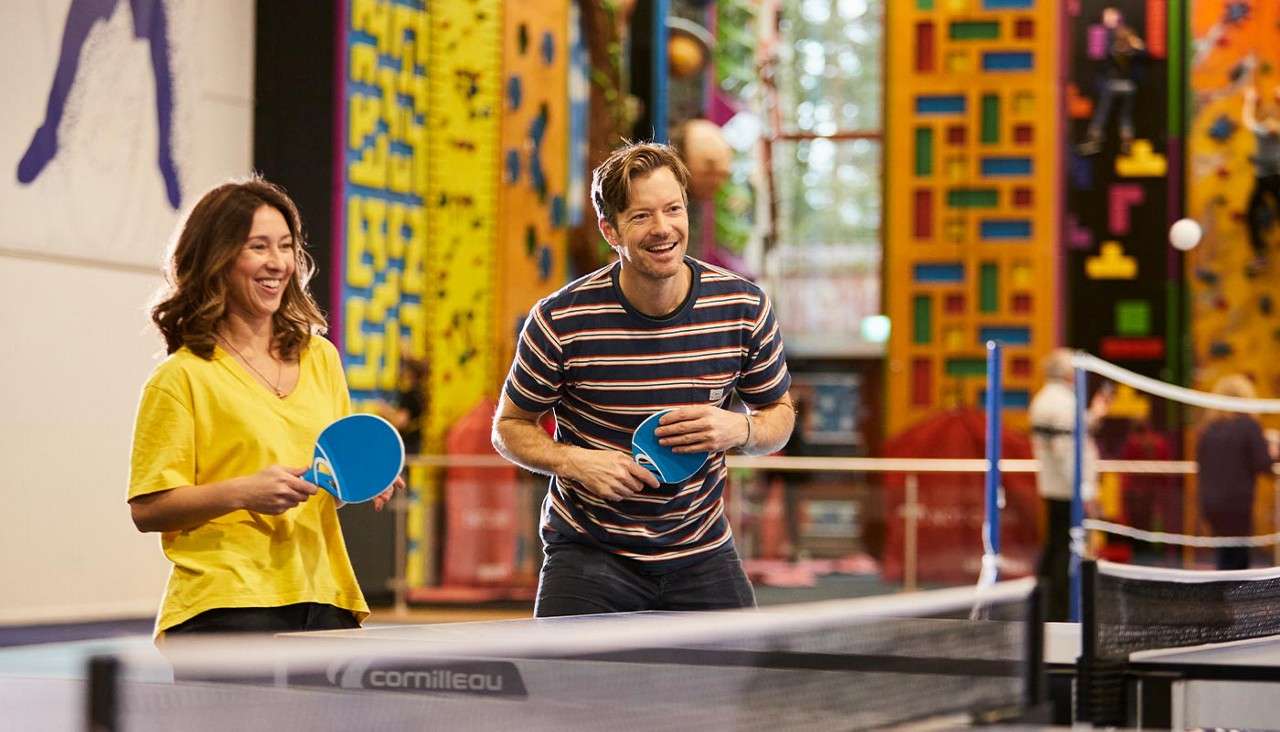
[
  {"xmin": 1069, "ymin": 362, "xmax": 1086, "ymax": 622},
  {"xmin": 985, "ymin": 341, "xmax": 1003, "ymax": 574},
  {"xmin": 904, "ymin": 473, "xmax": 918, "ymax": 591},
  {"xmin": 651, "ymin": 0, "xmax": 669, "ymax": 142},
  {"xmin": 392, "ymin": 486, "xmax": 408, "ymax": 614}
]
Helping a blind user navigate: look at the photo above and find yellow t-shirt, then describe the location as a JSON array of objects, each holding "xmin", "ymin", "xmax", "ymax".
[{"xmin": 128, "ymin": 336, "xmax": 370, "ymax": 636}]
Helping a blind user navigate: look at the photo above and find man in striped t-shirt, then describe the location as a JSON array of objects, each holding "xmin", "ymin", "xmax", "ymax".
[{"xmin": 493, "ymin": 141, "xmax": 795, "ymax": 617}]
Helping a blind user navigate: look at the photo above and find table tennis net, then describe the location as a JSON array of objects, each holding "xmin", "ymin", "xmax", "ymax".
[
  {"xmin": 1086, "ymin": 558, "xmax": 1280, "ymax": 660},
  {"xmin": 1079, "ymin": 558, "xmax": 1280, "ymax": 724},
  {"xmin": 88, "ymin": 579, "xmax": 1040, "ymax": 732}
]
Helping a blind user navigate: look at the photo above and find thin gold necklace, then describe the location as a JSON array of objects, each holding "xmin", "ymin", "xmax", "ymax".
[{"xmin": 218, "ymin": 334, "xmax": 285, "ymax": 397}]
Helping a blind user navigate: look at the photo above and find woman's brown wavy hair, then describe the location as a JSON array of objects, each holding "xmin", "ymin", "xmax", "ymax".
[{"xmin": 150, "ymin": 177, "xmax": 326, "ymax": 360}]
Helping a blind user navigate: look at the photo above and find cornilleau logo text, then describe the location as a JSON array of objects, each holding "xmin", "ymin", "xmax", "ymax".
[
  {"xmin": 304, "ymin": 659, "xmax": 528, "ymax": 698},
  {"xmin": 368, "ymin": 668, "xmax": 505, "ymax": 691}
]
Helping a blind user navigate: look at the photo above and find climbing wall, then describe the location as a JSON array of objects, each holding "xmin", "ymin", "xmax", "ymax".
[
  {"xmin": 886, "ymin": 0, "xmax": 1059, "ymax": 437},
  {"xmin": 336, "ymin": 0, "xmax": 503, "ymax": 588},
  {"xmin": 422, "ymin": 0, "xmax": 504, "ymax": 445},
  {"xmin": 1187, "ymin": 0, "xmax": 1280, "ymax": 539},
  {"xmin": 1188, "ymin": 0, "xmax": 1280, "ymax": 398},
  {"xmin": 336, "ymin": 0, "xmax": 430, "ymax": 403},
  {"xmin": 496, "ymin": 0, "xmax": 570, "ymax": 373},
  {"xmin": 336, "ymin": 0, "xmax": 433, "ymax": 587},
  {"xmin": 417, "ymin": 0, "xmax": 504, "ymax": 587},
  {"xmin": 1063, "ymin": 0, "xmax": 1179, "ymax": 397},
  {"xmin": 1061, "ymin": 0, "xmax": 1183, "ymax": 541}
]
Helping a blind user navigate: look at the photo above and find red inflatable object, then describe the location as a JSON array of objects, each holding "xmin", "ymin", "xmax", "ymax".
[
  {"xmin": 881, "ymin": 409, "xmax": 1041, "ymax": 584},
  {"xmin": 441, "ymin": 399, "xmax": 523, "ymax": 586}
]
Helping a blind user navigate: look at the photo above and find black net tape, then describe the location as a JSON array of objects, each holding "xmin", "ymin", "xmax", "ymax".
[{"xmin": 1094, "ymin": 570, "xmax": 1280, "ymax": 660}]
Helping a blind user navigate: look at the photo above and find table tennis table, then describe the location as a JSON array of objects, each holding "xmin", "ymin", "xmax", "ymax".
[
  {"xmin": 12, "ymin": 617, "xmax": 1280, "ymax": 731},
  {"xmin": 2, "ymin": 581, "xmax": 1044, "ymax": 730},
  {"xmin": 1044, "ymin": 621, "xmax": 1280, "ymax": 729},
  {"xmin": 264, "ymin": 609, "xmax": 1039, "ymax": 730}
]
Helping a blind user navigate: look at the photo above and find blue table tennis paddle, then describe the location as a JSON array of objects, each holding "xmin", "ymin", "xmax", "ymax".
[
  {"xmin": 631, "ymin": 410, "xmax": 709, "ymax": 484},
  {"xmin": 304, "ymin": 414, "xmax": 404, "ymax": 504}
]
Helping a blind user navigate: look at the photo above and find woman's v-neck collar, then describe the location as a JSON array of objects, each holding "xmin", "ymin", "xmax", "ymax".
[{"xmin": 213, "ymin": 342, "xmax": 304, "ymax": 401}]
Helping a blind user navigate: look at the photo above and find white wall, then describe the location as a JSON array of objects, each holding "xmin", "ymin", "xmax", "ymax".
[{"xmin": 0, "ymin": 1, "xmax": 255, "ymax": 623}]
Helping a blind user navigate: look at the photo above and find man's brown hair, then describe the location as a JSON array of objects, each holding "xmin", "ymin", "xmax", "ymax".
[{"xmin": 590, "ymin": 141, "xmax": 691, "ymax": 228}]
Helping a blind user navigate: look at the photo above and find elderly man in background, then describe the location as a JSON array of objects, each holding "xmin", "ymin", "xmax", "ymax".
[{"xmin": 1029, "ymin": 349, "xmax": 1109, "ymax": 621}]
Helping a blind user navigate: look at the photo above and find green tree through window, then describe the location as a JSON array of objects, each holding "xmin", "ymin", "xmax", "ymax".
[{"xmin": 771, "ymin": 0, "xmax": 882, "ymax": 249}]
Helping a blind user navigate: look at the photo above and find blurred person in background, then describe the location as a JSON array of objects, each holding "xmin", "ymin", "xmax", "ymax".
[
  {"xmin": 1242, "ymin": 86, "xmax": 1280, "ymax": 276},
  {"xmin": 1196, "ymin": 374, "xmax": 1276, "ymax": 570},
  {"xmin": 1119, "ymin": 418, "xmax": 1177, "ymax": 562},
  {"xmin": 1078, "ymin": 6, "xmax": 1146, "ymax": 156},
  {"xmin": 1029, "ymin": 349, "xmax": 1110, "ymax": 621},
  {"xmin": 377, "ymin": 356, "xmax": 428, "ymax": 455}
]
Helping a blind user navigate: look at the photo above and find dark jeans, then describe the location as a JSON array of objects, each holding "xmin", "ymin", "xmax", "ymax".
[
  {"xmin": 535, "ymin": 541, "xmax": 756, "ymax": 617},
  {"xmin": 166, "ymin": 602, "xmax": 360, "ymax": 635},
  {"xmin": 1204, "ymin": 510, "xmax": 1253, "ymax": 570},
  {"xmin": 1037, "ymin": 498, "xmax": 1071, "ymax": 623},
  {"xmin": 1087, "ymin": 78, "xmax": 1135, "ymax": 143},
  {"xmin": 164, "ymin": 603, "xmax": 360, "ymax": 682},
  {"xmin": 1216, "ymin": 546, "xmax": 1251, "ymax": 570}
]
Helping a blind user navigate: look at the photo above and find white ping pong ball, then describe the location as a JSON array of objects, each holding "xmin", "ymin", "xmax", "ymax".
[{"xmin": 1169, "ymin": 218, "xmax": 1202, "ymax": 251}]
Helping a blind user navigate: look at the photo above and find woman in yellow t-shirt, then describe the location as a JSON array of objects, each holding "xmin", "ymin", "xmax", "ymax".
[{"xmin": 128, "ymin": 177, "xmax": 400, "ymax": 639}]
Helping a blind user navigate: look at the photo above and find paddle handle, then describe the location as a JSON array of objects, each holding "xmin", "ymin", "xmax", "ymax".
[
  {"xmin": 633, "ymin": 452, "xmax": 666, "ymax": 482},
  {"xmin": 304, "ymin": 457, "xmax": 340, "ymax": 499}
]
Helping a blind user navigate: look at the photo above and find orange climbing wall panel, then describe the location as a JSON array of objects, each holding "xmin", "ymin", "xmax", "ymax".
[
  {"xmin": 886, "ymin": 1, "xmax": 1059, "ymax": 438},
  {"xmin": 1187, "ymin": 0, "xmax": 1280, "ymax": 540},
  {"xmin": 1187, "ymin": 0, "xmax": 1280, "ymax": 402},
  {"xmin": 496, "ymin": 0, "xmax": 570, "ymax": 375}
]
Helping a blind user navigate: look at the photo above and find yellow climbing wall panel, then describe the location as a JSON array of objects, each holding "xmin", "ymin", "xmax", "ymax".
[{"xmin": 423, "ymin": 0, "xmax": 503, "ymax": 453}]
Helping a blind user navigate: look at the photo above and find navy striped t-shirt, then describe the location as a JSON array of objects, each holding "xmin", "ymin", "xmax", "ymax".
[{"xmin": 502, "ymin": 257, "xmax": 791, "ymax": 568}]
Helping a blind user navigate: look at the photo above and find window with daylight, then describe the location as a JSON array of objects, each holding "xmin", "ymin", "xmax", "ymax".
[
  {"xmin": 771, "ymin": 0, "xmax": 883, "ymax": 249},
  {"xmin": 764, "ymin": 0, "xmax": 883, "ymax": 359}
]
